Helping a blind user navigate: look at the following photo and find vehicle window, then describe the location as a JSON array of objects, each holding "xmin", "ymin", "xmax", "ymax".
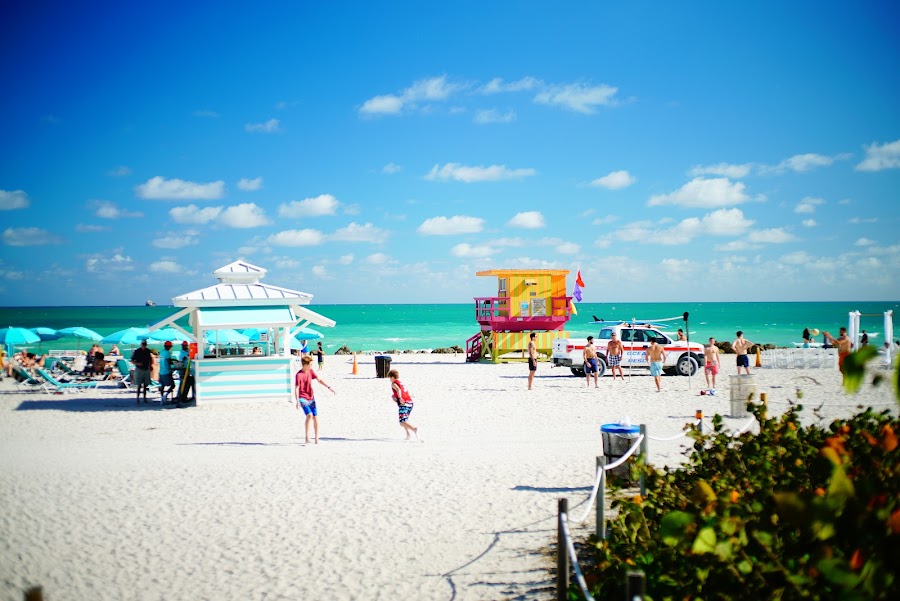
[
  {"xmin": 599, "ymin": 328, "xmax": 613, "ymax": 339},
  {"xmin": 631, "ymin": 330, "xmax": 645, "ymax": 343},
  {"xmin": 619, "ymin": 329, "xmax": 632, "ymax": 342},
  {"xmin": 646, "ymin": 330, "xmax": 664, "ymax": 343}
]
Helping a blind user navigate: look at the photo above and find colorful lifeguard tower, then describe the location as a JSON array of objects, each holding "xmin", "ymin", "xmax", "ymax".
[{"xmin": 465, "ymin": 269, "xmax": 572, "ymax": 363}]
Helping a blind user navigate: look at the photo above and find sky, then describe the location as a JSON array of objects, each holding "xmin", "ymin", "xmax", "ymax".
[{"xmin": 1, "ymin": 1, "xmax": 899, "ymax": 306}]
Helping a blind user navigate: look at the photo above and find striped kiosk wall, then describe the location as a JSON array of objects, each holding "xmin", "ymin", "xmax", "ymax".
[{"xmin": 195, "ymin": 357, "xmax": 298, "ymax": 404}]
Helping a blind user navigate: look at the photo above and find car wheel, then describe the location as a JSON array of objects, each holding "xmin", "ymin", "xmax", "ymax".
[
  {"xmin": 597, "ymin": 358, "xmax": 607, "ymax": 378},
  {"xmin": 570, "ymin": 367, "xmax": 585, "ymax": 377},
  {"xmin": 676, "ymin": 355, "xmax": 699, "ymax": 376}
]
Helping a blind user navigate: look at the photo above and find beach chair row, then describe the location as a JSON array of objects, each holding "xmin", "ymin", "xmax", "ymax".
[{"xmin": 760, "ymin": 348, "xmax": 838, "ymax": 369}]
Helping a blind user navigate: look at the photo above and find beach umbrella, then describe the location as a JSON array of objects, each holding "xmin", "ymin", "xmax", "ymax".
[
  {"xmin": 240, "ymin": 328, "xmax": 267, "ymax": 341},
  {"xmin": 30, "ymin": 327, "xmax": 62, "ymax": 341},
  {"xmin": 140, "ymin": 328, "xmax": 192, "ymax": 343},
  {"xmin": 0, "ymin": 326, "xmax": 40, "ymax": 356},
  {"xmin": 58, "ymin": 326, "xmax": 103, "ymax": 342},
  {"xmin": 205, "ymin": 329, "xmax": 250, "ymax": 345},
  {"xmin": 101, "ymin": 327, "xmax": 150, "ymax": 346},
  {"xmin": 291, "ymin": 326, "xmax": 324, "ymax": 340}
]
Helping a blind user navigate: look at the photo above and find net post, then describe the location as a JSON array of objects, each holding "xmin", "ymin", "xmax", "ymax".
[
  {"xmin": 639, "ymin": 424, "xmax": 648, "ymax": 497},
  {"xmin": 596, "ymin": 456, "xmax": 607, "ymax": 540}
]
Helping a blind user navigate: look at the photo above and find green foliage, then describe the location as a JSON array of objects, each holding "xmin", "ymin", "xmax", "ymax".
[{"xmin": 575, "ymin": 355, "xmax": 900, "ymax": 600}]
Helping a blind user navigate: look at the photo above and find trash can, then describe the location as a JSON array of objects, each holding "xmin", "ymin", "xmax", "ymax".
[
  {"xmin": 600, "ymin": 423, "xmax": 641, "ymax": 484},
  {"xmin": 729, "ymin": 374, "xmax": 757, "ymax": 418},
  {"xmin": 375, "ymin": 355, "xmax": 392, "ymax": 378}
]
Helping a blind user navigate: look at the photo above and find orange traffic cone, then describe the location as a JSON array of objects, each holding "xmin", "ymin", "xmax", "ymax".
[
  {"xmin": 755, "ymin": 346, "xmax": 762, "ymax": 368},
  {"xmin": 352, "ymin": 353, "xmax": 358, "ymax": 375}
]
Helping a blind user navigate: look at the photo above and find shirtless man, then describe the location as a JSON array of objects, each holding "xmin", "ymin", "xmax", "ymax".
[
  {"xmin": 824, "ymin": 327, "xmax": 853, "ymax": 383},
  {"xmin": 583, "ymin": 336, "xmax": 599, "ymax": 388},
  {"xmin": 606, "ymin": 332, "xmax": 625, "ymax": 381},
  {"xmin": 527, "ymin": 332, "xmax": 538, "ymax": 390},
  {"xmin": 704, "ymin": 337, "xmax": 722, "ymax": 389},
  {"xmin": 732, "ymin": 331, "xmax": 754, "ymax": 375},
  {"xmin": 646, "ymin": 339, "xmax": 666, "ymax": 392}
]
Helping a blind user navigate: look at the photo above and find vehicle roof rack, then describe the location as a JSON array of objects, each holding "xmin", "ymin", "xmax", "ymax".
[{"xmin": 589, "ymin": 320, "xmax": 669, "ymax": 329}]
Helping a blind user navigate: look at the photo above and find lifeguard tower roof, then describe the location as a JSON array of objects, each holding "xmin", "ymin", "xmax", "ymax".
[{"xmin": 476, "ymin": 269, "xmax": 570, "ymax": 277}]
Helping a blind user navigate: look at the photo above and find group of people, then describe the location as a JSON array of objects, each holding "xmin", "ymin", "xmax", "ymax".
[
  {"xmin": 3, "ymin": 350, "xmax": 47, "ymax": 378},
  {"xmin": 130, "ymin": 340, "xmax": 195, "ymax": 405}
]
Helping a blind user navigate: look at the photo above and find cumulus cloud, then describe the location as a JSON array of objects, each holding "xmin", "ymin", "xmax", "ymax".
[
  {"xmin": 76, "ymin": 224, "xmax": 109, "ymax": 233},
  {"xmin": 330, "ymin": 222, "xmax": 387, "ymax": 243},
  {"xmin": 507, "ymin": 211, "xmax": 545, "ymax": 229},
  {"xmin": 266, "ymin": 229, "xmax": 325, "ymax": 247},
  {"xmin": 0, "ymin": 189, "xmax": 29, "ymax": 210},
  {"xmin": 93, "ymin": 200, "xmax": 142, "ymax": 219},
  {"xmin": 451, "ymin": 243, "xmax": 497, "ymax": 258},
  {"xmin": 592, "ymin": 215, "xmax": 618, "ymax": 225},
  {"xmin": 237, "ymin": 177, "xmax": 263, "ymax": 191},
  {"xmin": 533, "ymin": 82, "xmax": 618, "ymax": 113},
  {"xmin": 152, "ymin": 233, "xmax": 198, "ymax": 249},
  {"xmin": 149, "ymin": 260, "xmax": 181, "ymax": 273},
  {"xmin": 382, "ymin": 163, "xmax": 402, "ymax": 174},
  {"xmin": 648, "ymin": 177, "xmax": 749, "ymax": 208},
  {"xmin": 359, "ymin": 75, "xmax": 463, "ymax": 116},
  {"xmin": 365, "ymin": 253, "xmax": 390, "ymax": 265},
  {"xmin": 856, "ymin": 138, "xmax": 900, "ymax": 171},
  {"xmin": 418, "ymin": 215, "xmax": 484, "ymax": 235},
  {"xmin": 688, "ymin": 163, "xmax": 753, "ymax": 179},
  {"xmin": 3, "ymin": 227, "xmax": 62, "ymax": 246},
  {"xmin": 855, "ymin": 237, "xmax": 876, "ymax": 246},
  {"xmin": 748, "ymin": 228, "xmax": 797, "ymax": 243},
  {"xmin": 480, "ymin": 77, "xmax": 541, "ymax": 94},
  {"xmin": 218, "ymin": 203, "xmax": 270, "ymax": 228},
  {"xmin": 107, "ymin": 165, "xmax": 132, "ymax": 177},
  {"xmin": 794, "ymin": 196, "xmax": 825, "ymax": 214},
  {"xmin": 474, "ymin": 109, "xmax": 516, "ymax": 124},
  {"xmin": 668, "ymin": 208, "xmax": 755, "ymax": 239},
  {"xmin": 425, "ymin": 163, "xmax": 536, "ymax": 183},
  {"xmin": 86, "ymin": 252, "xmax": 132, "ymax": 273},
  {"xmin": 136, "ymin": 176, "xmax": 225, "ymax": 200},
  {"xmin": 769, "ymin": 152, "xmax": 851, "ymax": 173},
  {"xmin": 590, "ymin": 170, "xmax": 636, "ymax": 190},
  {"xmin": 170, "ymin": 204, "xmax": 223, "ymax": 224},
  {"xmin": 338, "ymin": 254, "xmax": 354, "ymax": 265},
  {"xmin": 278, "ymin": 194, "xmax": 339, "ymax": 218},
  {"xmin": 849, "ymin": 217, "xmax": 878, "ymax": 224},
  {"xmin": 802, "ymin": 219, "xmax": 817, "ymax": 227},
  {"xmin": 245, "ymin": 118, "xmax": 280, "ymax": 133}
]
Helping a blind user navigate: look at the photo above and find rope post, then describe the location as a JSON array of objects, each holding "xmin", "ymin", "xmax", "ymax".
[
  {"xmin": 639, "ymin": 424, "xmax": 648, "ymax": 497},
  {"xmin": 557, "ymin": 498, "xmax": 569, "ymax": 601},
  {"xmin": 24, "ymin": 586, "xmax": 43, "ymax": 601},
  {"xmin": 626, "ymin": 570, "xmax": 646, "ymax": 600},
  {"xmin": 696, "ymin": 409, "xmax": 703, "ymax": 434},
  {"xmin": 760, "ymin": 392, "xmax": 767, "ymax": 418},
  {"xmin": 596, "ymin": 456, "xmax": 607, "ymax": 540}
]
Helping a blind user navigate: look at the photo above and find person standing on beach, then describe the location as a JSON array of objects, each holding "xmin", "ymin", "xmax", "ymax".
[
  {"xmin": 823, "ymin": 327, "xmax": 853, "ymax": 383},
  {"xmin": 388, "ymin": 369, "xmax": 419, "ymax": 441},
  {"xmin": 158, "ymin": 341, "xmax": 176, "ymax": 403},
  {"xmin": 704, "ymin": 338, "xmax": 722, "ymax": 389},
  {"xmin": 802, "ymin": 327, "xmax": 811, "ymax": 344},
  {"xmin": 527, "ymin": 332, "xmax": 538, "ymax": 390},
  {"xmin": 316, "ymin": 341, "xmax": 325, "ymax": 370},
  {"xmin": 294, "ymin": 355, "xmax": 334, "ymax": 444},
  {"xmin": 606, "ymin": 332, "xmax": 625, "ymax": 381},
  {"xmin": 646, "ymin": 339, "xmax": 666, "ymax": 392},
  {"xmin": 131, "ymin": 340, "xmax": 152, "ymax": 404},
  {"xmin": 732, "ymin": 331, "xmax": 754, "ymax": 375},
  {"xmin": 176, "ymin": 341, "xmax": 195, "ymax": 404},
  {"xmin": 583, "ymin": 336, "xmax": 599, "ymax": 388},
  {"xmin": 677, "ymin": 329, "xmax": 686, "ymax": 342},
  {"xmin": 861, "ymin": 330, "xmax": 869, "ymax": 346}
]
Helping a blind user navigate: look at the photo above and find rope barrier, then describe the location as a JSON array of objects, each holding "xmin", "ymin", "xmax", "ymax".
[
  {"xmin": 570, "ymin": 434, "xmax": 644, "ymax": 524},
  {"xmin": 560, "ymin": 511, "xmax": 597, "ymax": 601}
]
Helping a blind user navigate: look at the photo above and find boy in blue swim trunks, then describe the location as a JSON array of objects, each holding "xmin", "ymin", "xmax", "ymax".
[
  {"xmin": 583, "ymin": 336, "xmax": 599, "ymax": 388},
  {"xmin": 388, "ymin": 369, "xmax": 420, "ymax": 441},
  {"xmin": 294, "ymin": 356, "xmax": 335, "ymax": 444},
  {"xmin": 646, "ymin": 339, "xmax": 666, "ymax": 392}
]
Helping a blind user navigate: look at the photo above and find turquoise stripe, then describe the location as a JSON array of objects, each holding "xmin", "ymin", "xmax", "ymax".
[
  {"xmin": 199, "ymin": 368, "xmax": 288, "ymax": 377},
  {"xmin": 199, "ymin": 380, "xmax": 288, "ymax": 389},
  {"xmin": 200, "ymin": 389, "xmax": 291, "ymax": 398},
  {"xmin": 200, "ymin": 360, "xmax": 289, "ymax": 368}
]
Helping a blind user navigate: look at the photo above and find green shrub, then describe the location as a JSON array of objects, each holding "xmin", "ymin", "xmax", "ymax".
[{"xmin": 576, "ymin": 355, "xmax": 900, "ymax": 601}]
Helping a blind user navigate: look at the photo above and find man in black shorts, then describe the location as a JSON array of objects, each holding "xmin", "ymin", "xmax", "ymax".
[{"xmin": 527, "ymin": 332, "xmax": 538, "ymax": 390}]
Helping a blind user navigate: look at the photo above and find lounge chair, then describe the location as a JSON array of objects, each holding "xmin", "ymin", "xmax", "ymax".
[
  {"xmin": 115, "ymin": 359, "xmax": 162, "ymax": 391},
  {"xmin": 11, "ymin": 365, "xmax": 44, "ymax": 392},
  {"xmin": 35, "ymin": 367, "xmax": 99, "ymax": 393}
]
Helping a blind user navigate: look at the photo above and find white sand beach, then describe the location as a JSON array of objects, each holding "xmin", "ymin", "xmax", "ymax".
[{"xmin": 1, "ymin": 355, "xmax": 897, "ymax": 601}]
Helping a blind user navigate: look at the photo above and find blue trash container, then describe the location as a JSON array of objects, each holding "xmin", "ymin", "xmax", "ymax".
[{"xmin": 600, "ymin": 423, "xmax": 641, "ymax": 483}]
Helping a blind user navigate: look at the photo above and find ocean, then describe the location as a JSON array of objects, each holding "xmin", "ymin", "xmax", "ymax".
[{"xmin": 1, "ymin": 301, "xmax": 897, "ymax": 353}]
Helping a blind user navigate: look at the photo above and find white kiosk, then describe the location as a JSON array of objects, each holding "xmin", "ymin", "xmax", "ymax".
[{"xmin": 149, "ymin": 260, "xmax": 335, "ymax": 405}]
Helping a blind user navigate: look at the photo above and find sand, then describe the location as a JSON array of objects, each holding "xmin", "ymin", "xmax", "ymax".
[{"xmin": 1, "ymin": 355, "xmax": 896, "ymax": 601}]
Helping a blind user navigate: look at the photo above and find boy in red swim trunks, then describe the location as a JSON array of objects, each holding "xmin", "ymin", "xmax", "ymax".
[{"xmin": 388, "ymin": 369, "xmax": 420, "ymax": 441}]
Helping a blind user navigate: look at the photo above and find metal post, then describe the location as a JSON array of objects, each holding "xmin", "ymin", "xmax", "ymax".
[
  {"xmin": 696, "ymin": 409, "xmax": 703, "ymax": 434},
  {"xmin": 597, "ymin": 456, "xmax": 607, "ymax": 539},
  {"xmin": 558, "ymin": 498, "xmax": 569, "ymax": 601},
  {"xmin": 24, "ymin": 586, "xmax": 43, "ymax": 601},
  {"xmin": 760, "ymin": 392, "xmax": 767, "ymax": 419},
  {"xmin": 626, "ymin": 570, "xmax": 646, "ymax": 600},
  {"xmin": 639, "ymin": 424, "xmax": 648, "ymax": 497}
]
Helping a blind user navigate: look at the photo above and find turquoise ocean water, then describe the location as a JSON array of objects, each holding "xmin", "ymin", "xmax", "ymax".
[{"xmin": 1, "ymin": 302, "xmax": 897, "ymax": 353}]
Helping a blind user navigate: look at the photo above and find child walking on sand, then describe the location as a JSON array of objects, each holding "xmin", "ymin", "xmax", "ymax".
[
  {"xmin": 294, "ymin": 356, "xmax": 335, "ymax": 444},
  {"xmin": 388, "ymin": 369, "xmax": 420, "ymax": 441}
]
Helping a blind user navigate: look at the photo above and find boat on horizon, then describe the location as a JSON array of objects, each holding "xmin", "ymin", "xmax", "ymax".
[{"xmin": 145, "ymin": 299, "xmax": 156, "ymax": 307}]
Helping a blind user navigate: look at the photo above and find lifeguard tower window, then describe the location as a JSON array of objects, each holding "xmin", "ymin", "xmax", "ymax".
[
  {"xmin": 531, "ymin": 298, "xmax": 547, "ymax": 316},
  {"xmin": 498, "ymin": 278, "xmax": 507, "ymax": 296}
]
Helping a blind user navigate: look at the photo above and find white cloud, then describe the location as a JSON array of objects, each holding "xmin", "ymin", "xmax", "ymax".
[
  {"xmin": 748, "ymin": 228, "xmax": 797, "ymax": 244},
  {"xmin": 480, "ymin": 77, "xmax": 541, "ymax": 94},
  {"xmin": 849, "ymin": 217, "xmax": 878, "ymax": 224},
  {"xmin": 688, "ymin": 163, "xmax": 753, "ymax": 179},
  {"xmin": 365, "ymin": 253, "xmax": 390, "ymax": 265},
  {"xmin": 780, "ymin": 251, "xmax": 813, "ymax": 265},
  {"xmin": 661, "ymin": 258, "xmax": 693, "ymax": 275},
  {"xmin": 1, "ymin": 268, "xmax": 24, "ymax": 280},
  {"xmin": 218, "ymin": 203, "xmax": 270, "ymax": 228},
  {"xmin": 590, "ymin": 170, "xmax": 636, "ymax": 190},
  {"xmin": 508, "ymin": 211, "xmax": 544, "ymax": 229},
  {"xmin": 668, "ymin": 208, "xmax": 755, "ymax": 239},
  {"xmin": 802, "ymin": 219, "xmax": 817, "ymax": 227},
  {"xmin": 149, "ymin": 260, "xmax": 181, "ymax": 273},
  {"xmin": 855, "ymin": 237, "xmax": 876, "ymax": 246},
  {"xmin": 360, "ymin": 95, "xmax": 404, "ymax": 115},
  {"xmin": 3, "ymin": 227, "xmax": 62, "ymax": 246},
  {"xmin": 418, "ymin": 215, "xmax": 484, "ymax": 235},
  {"xmin": 75, "ymin": 224, "xmax": 109, "ymax": 233},
  {"xmin": 493, "ymin": 237, "xmax": 527, "ymax": 247},
  {"xmin": 278, "ymin": 194, "xmax": 339, "ymax": 218},
  {"xmin": 93, "ymin": 200, "xmax": 142, "ymax": 219},
  {"xmin": 425, "ymin": 163, "xmax": 536, "ymax": 183},
  {"xmin": 152, "ymin": 233, "xmax": 198, "ymax": 249},
  {"xmin": 245, "ymin": 118, "xmax": 280, "ymax": 133},
  {"xmin": 359, "ymin": 75, "xmax": 463, "ymax": 116},
  {"xmin": 330, "ymin": 222, "xmax": 387, "ymax": 243},
  {"xmin": 474, "ymin": 109, "xmax": 516, "ymax": 124},
  {"xmin": 794, "ymin": 196, "xmax": 825, "ymax": 214},
  {"xmin": 237, "ymin": 177, "xmax": 263, "ymax": 191},
  {"xmin": 311, "ymin": 265, "xmax": 328, "ymax": 277},
  {"xmin": 533, "ymin": 82, "xmax": 618, "ymax": 114},
  {"xmin": 556, "ymin": 242, "xmax": 580, "ymax": 254},
  {"xmin": 771, "ymin": 152, "xmax": 850, "ymax": 173},
  {"xmin": 592, "ymin": 215, "xmax": 618, "ymax": 225},
  {"xmin": 382, "ymin": 163, "xmax": 402, "ymax": 174},
  {"xmin": 135, "ymin": 176, "xmax": 225, "ymax": 200},
  {"xmin": 107, "ymin": 166, "xmax": 132, "ymax": 177},
  {"xmin": 856, "ymin": 138, "xmax": 900, "ymax": 171},
  {"xmin": 85, "ymin": 252, "xmax": 132, "ymax": 273},
  {"xmin": 451, "ymin": 243, "xmax": 497, "ymax": 258},
  {"xmin": 0, "ymin": 189, "xmax": 29, "ymax": 210},
  {"xmin": 266, "ymin": 229, "xmax": 325, "ymax": 247},
  {"xmin": 338, "ymin": 254, "xmax": 354, "ymax": 265},
  {"xmin": 648, "ymin": 177, "xmax": 749, "ymax": 208},
  {"xmin": 170, "ymin": 204, "xmax": 222, "ymax": 224}
]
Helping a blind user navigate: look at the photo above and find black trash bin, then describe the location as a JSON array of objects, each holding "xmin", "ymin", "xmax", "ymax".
[
  {"xmin": 375, "ymin": 355, "xmax": 392, "ymax": 378},
  {"xmin": 600, "ymin": 423, "xmax": 641, "ymax": 484}
]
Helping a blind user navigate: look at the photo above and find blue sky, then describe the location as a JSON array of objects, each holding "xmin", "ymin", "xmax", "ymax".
[{"xmin": 1, "ymin": 1, "xmax": 898, "ymax": 306}]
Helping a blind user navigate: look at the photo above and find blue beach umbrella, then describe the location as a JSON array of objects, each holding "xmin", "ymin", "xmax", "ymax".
[
  {"xmin": 205, "ymin": 329, "xmax": 250, "ymax": 345},
  {"xmin": 58, "ymin": 326, "xmax": 103, "ymax": 342},
  {"xmin": 0, "ymin": 326, "xmax": 41, "ymax": 356},
  {"xmin": 30, "ymin": 327, "xmax": 62, "ymax": 341},
  {"xmin": 291, "ymin": 326, "xmax": 324, "ymax": 340},
  {"xmin": 240, "ymin": 328, "xmax": 266, "ymax": 341},
  {"xmin": 141, "ymin": 328, "xmax": 192, "ymax": 343},
  {"xmin": 101, "ymin": 327, "xmax": 150, "ymax": 346}
]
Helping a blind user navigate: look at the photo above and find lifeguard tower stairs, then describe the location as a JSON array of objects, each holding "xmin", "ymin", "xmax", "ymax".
[{"xmin": 465, "ymin": 269, "xmax": 572, "ymax": 363}]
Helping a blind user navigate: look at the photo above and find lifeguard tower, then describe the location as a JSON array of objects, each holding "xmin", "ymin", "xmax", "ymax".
[{"xmin": 465, "ymin": 269, "xmax": 572, "ymax": 363}]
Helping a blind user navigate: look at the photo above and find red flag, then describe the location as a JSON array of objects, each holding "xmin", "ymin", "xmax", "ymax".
[{"xmin": 576, "ymin": 270, "xmax": 585, "ymax": 288}]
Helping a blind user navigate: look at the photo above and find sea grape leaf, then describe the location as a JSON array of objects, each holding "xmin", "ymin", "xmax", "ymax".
[
  {"xmin": 692, "ymin": 527, "xmax": 717, "ymax": 555},
  {"xmin": 842, "ymin": 346, "xmax": 878, "ymax": 394},
  {"xmin": 773, "ymin": 492, "xmax": 808, "ymax": 527},
  {"xmin": 827, "ymin": 462, "xmax": 855, "ymax": 501},
  {"xmin": 660, "ymin": 511, "xmax": 694, "ymax": 546},
  {"xmin": 818, "ymin": 558, "xmax": 861, "ymax": 588}
]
